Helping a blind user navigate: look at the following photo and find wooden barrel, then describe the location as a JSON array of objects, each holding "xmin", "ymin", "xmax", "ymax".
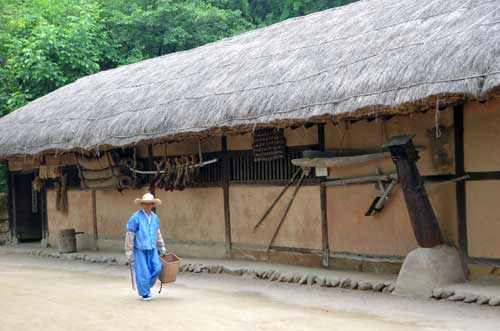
[{"xmin": 57, "ymin": 228, "xmax": 77, "ymax": 253}]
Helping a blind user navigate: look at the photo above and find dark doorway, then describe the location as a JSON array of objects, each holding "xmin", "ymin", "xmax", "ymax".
[{"xmin": 13, "ymin": 173, "xmax": 42, "ymax": 242}]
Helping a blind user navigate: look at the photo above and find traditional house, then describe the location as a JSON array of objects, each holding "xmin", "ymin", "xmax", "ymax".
[{"xmin": 1, "ymin": 0, "xmax": 499, "ymax": 277}]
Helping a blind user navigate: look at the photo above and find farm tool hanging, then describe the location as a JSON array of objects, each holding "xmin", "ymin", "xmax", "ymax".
[
  {"xmin": 253, "ymin": 167, "xmax": 311, "ymax": 252},
  {"xmin": 133, "ymin": 155, "xmax": 218, "ymax": 192}
]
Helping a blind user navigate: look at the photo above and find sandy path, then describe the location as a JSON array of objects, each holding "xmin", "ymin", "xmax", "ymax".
[{"xmin": 0, "ymin": 254, "xmax": 498, "ymax": 331}]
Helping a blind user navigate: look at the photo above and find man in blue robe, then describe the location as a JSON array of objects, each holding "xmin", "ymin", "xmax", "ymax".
[{"xmin": 125, "ymin": 192, "xmax": 167, "ymax": 301}]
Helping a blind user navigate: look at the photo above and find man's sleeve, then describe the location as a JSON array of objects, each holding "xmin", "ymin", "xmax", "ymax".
[
  {"xmin": 125, "ymin": 214, "xmax": 137, "ymax": 252},
  {"xmin": 157, "ymin": 229, "xmax": 167, "ymax": 254}
]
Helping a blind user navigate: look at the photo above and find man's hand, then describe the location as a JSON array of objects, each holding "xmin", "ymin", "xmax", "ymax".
[
  {"xmin": 125, "ymin": 250, "xmax": 133, "ymax": 261},
  {"xmin": 159, "ymin": 247, "xmax": 167, "ymax": 256}
]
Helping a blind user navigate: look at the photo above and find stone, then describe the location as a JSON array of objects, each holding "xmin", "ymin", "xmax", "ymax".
[
  {"xmin": 271, "ymin": 272, "xmax": 281, "ymax": 281},
  {"xmin": 299, "ymin": 275, "xmax": 308, "ymax": 285},
  {"xmin": 306, "ymin": 276, "xmax": 316, "ymax": 286},
  {"xmin": 293, "ymin": 274, "xmax": 302, "ymax": 283},
  {"xmin": 387, "ymin": 283, "xmax": 395, "ymax": 292},
  {"xmin": 447, "ymin": 292, "xmax": 465, "ymax": 302},
  {"xmin": 477, "ymin": 295, "xmax": 490, "ymax": 305},
  {"xmin": 223, "ymin": 266, "xmax": 244, "ymax": 276},
  {"xmin": 463, "ymin": 294, "xmax": 478, "ymax": 303},
  {"xmin": 208, "ymin": 265, "xmax": 220, "ymax": 273},
  {"xmin": 358, "ymin": 281, "xmax": 373, "ymax": 291},
  {"xmin": 432, "ymin": 288, "xmax": 444, "ymax": 299},
  {"xmin": 373, "ymin": 282, "xmax": 385, "ymax": 292},
  {"xmin": 329, "ymin": 278, "xmax": 340, "ymax": 288},
  {"xmin": 193, "ymin": 265, "xmax": 202, "ymax": 273},
  {"xmin": 393, "ymin": 245, "xmax": 466, "ymax": 299},
  {"xmin": 315, "ymin": 277, "xmax": 326, "ymax": 286},
  {"xmin": 350, "ymin": 280, "xmax": 359, "ymax": 290},
  {"xmin": 441, "ymin": 289, "xmax": 455, "ymax": 299},
  {"xmin": 340, "ymin": 278, "xmax": 352, "ymax": 289},
  {"xmin": 488, "ymin": 297, "xmax": 500, "ymax": 306}
]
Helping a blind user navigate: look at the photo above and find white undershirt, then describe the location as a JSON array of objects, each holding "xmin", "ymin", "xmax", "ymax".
[{"xmin": 144, "ymin": 210, "xmax": 152, "ymax": 224}]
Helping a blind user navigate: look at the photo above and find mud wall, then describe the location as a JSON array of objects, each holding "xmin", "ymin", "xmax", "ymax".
[
  {"xmin": 324, "ymin": 108, "xmax": 457, "ymax": 257},
  {"xmin": 95, "ymin": 188, "xmax": 226, "ymax": 257},
  {"xmin": 464, "ymin": 99, "xmax": 500, "ymax": 259},
  {"xmin": 47, "ymin": 190, "xmax": 94, "ymax": 250}
]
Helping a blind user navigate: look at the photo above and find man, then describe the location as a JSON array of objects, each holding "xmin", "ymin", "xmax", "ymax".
[{"xmin": 125, "ymin": 192, "xmax": 167, "ymax": 301}]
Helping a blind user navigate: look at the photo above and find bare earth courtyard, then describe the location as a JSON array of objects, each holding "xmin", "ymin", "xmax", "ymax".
[{"xmin": 0, "ymin": 253, "xmax": 499, "ymax": 331}]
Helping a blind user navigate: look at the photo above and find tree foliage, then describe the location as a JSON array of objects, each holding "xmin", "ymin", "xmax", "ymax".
[{"xmin": 0, "ymin": 0, "xmax": 358, "ymax": 192}]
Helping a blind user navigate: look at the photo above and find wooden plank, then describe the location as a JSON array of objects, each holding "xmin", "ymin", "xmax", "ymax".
[
  {"xmin": 317, "ymin": 123, "xmax": 325, "ymax": 151},
  {"xmin": 10, "ymin": 173, "xmax": 17, "ymax": 244},
  {"xmin": 6, "ymin": 168, "xmax": 14, "ymax": 241},
  {"xmin": 320, "ymin": 184, "xmax": 329, "ymax": 268},
  {"xmin": 291, "ymin": 152, "xmax": 390, "ymax": 168},
  {"xmin": 92, "ymin": 190, "xmax": 98, "ymax": 247},
  {"xmin": 222, "ymin": 137, "xmax": 232, "ymax": 256},
  {"xmin": 454, "ymin": 104, "xmax": 468, "ymax": 256},
  {"xmin": 385, "ymin": 139, "xmax": 442, "ymax": 247}
]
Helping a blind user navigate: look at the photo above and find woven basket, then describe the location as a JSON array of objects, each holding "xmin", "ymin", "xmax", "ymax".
[{"xmin": 159, "ymin": 253, "xmax": 180, "ymax": 284}]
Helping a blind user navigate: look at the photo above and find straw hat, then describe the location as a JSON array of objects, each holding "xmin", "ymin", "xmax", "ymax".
[{"xmin": 135, "ymin": 192, "xmax": 162, "ymax": 207}]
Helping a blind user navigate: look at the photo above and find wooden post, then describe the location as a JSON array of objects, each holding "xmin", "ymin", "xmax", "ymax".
[
  {"xmin": 222, "ymin": 137, "xmax": 232, "ymax": 256},
  {"xmin": 10, "ymin": 173, "xmax": 17, "ymax": 244},
  {"xmin": 320, "ymin": 184, "xmax": 329, "ymax": 268},
  {"xmin": 92, "ymin": 190, "xmax": 98, "ymax": 250},
  {"xmin": 454, "ymin": 104, "xmax": 467, "ymax": 256},
  {"xmin": 384, "ymin": 136, "xmax": 443, "ymax": 247},
  {"xmin": 317, "ymin": 123, "xmax": 329, "ymax": 268},
  {"xmin": 40, "ymin": 180, "xmax": 48, "ymax": 242}
]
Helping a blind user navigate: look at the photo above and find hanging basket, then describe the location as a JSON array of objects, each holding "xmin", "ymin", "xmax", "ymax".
[{"xmin": 159, "ymin": 253, "xmax": 180, "ymax": 285}]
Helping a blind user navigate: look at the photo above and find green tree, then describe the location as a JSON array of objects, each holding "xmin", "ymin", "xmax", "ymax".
[
  {"xmin": 101, "ymin": 0, "xmax": 253, "ymax": 62},
  {"xmin": 0, "ymin": 0, "xmax": 113, "ymax": 115}
]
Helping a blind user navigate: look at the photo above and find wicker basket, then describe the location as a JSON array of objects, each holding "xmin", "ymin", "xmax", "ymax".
[{"xmin": 159, "ymin": 253, "xmax": 180, "ymax": 284}]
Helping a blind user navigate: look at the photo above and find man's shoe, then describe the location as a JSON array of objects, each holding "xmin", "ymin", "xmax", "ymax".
[{"xmin": 141, "ymin": 295, "xmax": 152, "ymax": 301}]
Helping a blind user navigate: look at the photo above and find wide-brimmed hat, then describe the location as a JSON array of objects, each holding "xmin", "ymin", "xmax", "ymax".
[{"xmin": 135, "ymin": 193, "xmax": 162, "ymax": 207}]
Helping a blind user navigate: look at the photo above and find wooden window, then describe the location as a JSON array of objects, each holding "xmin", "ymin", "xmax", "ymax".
[{"xmin": 229, "ymin": 148, "xmax": 315, "ymax": 183}]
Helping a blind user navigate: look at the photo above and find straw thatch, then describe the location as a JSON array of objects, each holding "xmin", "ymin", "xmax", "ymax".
[{"xmin": 1, "ymin": 0, "xmax": 500, "ymax": 157}]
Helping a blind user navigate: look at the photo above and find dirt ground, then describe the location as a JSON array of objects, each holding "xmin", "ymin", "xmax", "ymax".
[{"xmin": 0, "ymin": 253, "xmax": 499, "ymax": 331}]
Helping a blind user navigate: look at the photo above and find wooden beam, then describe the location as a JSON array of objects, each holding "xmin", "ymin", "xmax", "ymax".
[
  {"xmin": 320, "ymin": 185, "xmax": 329, "ymax": 268},
  {"xmin": 92, "ymin": 190, "xmax": 98, "ymax": 250},
  {"xmin": 291, "ymin": 152, "xmax": 390, "ymax": 168},
  {"xmin": 385, "ymin": 137, "xmax": 442, "ymax": 247},
  {"xmin": 10, "ymin": 173, "xmax": 17, "ymax": 244},
  {"xmin": 6, "ymin": 168, "xmax": 14, "ymax": 243},
  {"xmin": 222, "ymin": 137, "xmax": 232, "ymax": 256},
  {"xmin": 317, "ymin": 123, "xmax": 325, "ymax": 150},
  {"xmin": 454, "ymin": 104, "xmax": 467, "ymax": 256}
]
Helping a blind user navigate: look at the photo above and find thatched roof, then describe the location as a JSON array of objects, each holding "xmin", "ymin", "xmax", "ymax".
[{"xmin": 1, "ymin": 0, "xmax": 500, "ymax": 157}]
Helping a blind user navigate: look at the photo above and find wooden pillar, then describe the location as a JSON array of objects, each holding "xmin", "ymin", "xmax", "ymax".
[
  {"xmin": 147, "ymin": 144, "xmax": 154, "ymax": 195},
  {"xmin": 9, "ymin": 173, "xmax": 17, "ymax": 244},
  {"xmin": 320, "ymin": 185, "xmax": 329, "ymax": 268},
  {"xmin": 40, "ymin": 181, "xmax": 48, "ymax": 242},
  {"xmin": 222, "ymin": 137, "xmax": 232, "ymax": 256},
  {"xmin": 317, "ymin": 123, "xmax": 329, "ymax": 268},
  {"xmin": 454, "ymin": 104, "xmax": 467, "ymax": 256},
  {"xmin": 92, "ymin": 190, "xmax": 99, "ymax": 250},
  {"xmin": 385, "ymin": 136, "xmax": 443, "ymax": 247}
]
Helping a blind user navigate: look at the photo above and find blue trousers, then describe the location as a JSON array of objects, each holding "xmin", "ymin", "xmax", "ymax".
[{"xmin": 134, "ymin": 248, "xmax": 162, "ymax": 297}]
